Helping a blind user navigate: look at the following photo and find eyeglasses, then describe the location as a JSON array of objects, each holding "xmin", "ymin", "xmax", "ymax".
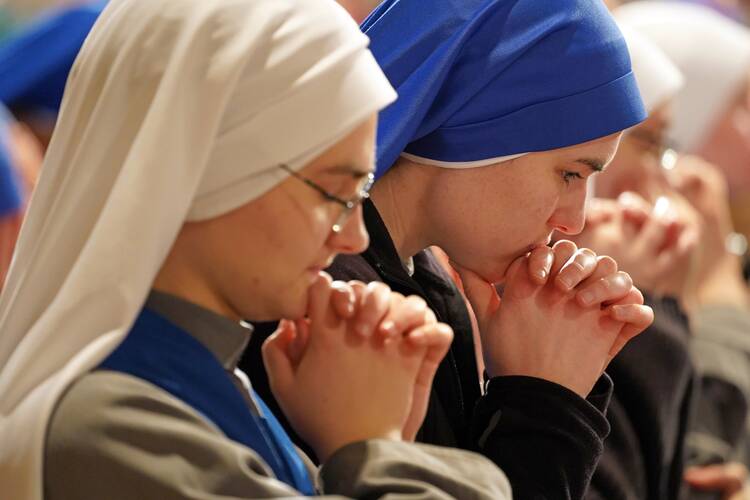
[
  {"xmin": 626, "ymin": 129, "xmax": 680, "ymax": 170},
  {"xmin": 280, "ymin": 164, "xmax": 375, "ymax": 233}
]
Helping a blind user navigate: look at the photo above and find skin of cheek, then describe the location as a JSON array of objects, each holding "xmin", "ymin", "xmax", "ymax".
[
  {"xmin": 201, "ymin": 180, "xmax": 333, "ymax": 322},
  {"xmin": 429, "ymin": 160, "xmax": 561, "ymax": 283},
  {"xmin": 698, "ymin": 104, "xmax": 750, "ymax": 197}
]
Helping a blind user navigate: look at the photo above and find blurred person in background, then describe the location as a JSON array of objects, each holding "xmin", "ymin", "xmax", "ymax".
[
  {"xmin": 0, "ymin": 103, "xmax": 42, "ymax": 289},
  {"xmin": 0, "ymin": 0, "xmax": 106, "ymax": 149},
  {"xmin": 605, "ymin": 0, "xmax": 750, "ymax": 23},
  {"xmin": 336, "ymin": 0, "xmax": 382, "ymax": 23},
  {"xmin": 617, "ymin": 2, "xmax": 750, "ymax": 254},
  {"xmin": 575, "ymin": 14, "xmax": 750, "ymax": 499},
  {"xmin": 616, "ymin": 7, "xmax": 750, "ymax": 480},
  {"xmin": 0, "ymin": 104, "xmax": 23, "ymax": 289}
]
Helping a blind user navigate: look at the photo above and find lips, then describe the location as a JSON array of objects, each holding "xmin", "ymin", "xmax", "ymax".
[{"xmin": 524, "ymin": 235, "xmax": 553, "ymax": 254}]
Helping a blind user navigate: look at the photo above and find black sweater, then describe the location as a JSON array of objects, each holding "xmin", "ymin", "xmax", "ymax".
[{"xmin": 586, "ymin": 296, "xmax": 695, "ymax": 500}]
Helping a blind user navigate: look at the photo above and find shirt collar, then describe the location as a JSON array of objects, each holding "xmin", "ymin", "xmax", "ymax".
[{"xmin": 144, "ymin": 290, "xmax": 252, "ymax": 370}]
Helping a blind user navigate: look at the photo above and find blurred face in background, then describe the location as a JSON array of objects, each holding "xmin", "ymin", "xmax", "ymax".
[
  {"xmin": 696, "ymin": 77, "xmax": 750, "ymax": 195},
  {"xmin": 695, "ymin": 76, "xmax": 750, "ymax": 237},
  {"xmin": 595, "ymin": 101, "xmax": 675, "ymax": 202}
]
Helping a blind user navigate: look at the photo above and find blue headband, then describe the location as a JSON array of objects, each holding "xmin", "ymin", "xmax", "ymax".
[
  {"xmin": 363, "ymin": 0, "xmax": 647, "ymax": 177},
  {"xmin": 0, "ymin": 1, "xmax": 106, "ymax": 113},
  {"xmin": 0, "ymin": 105, "xmax": 22, "ymax": 217}
]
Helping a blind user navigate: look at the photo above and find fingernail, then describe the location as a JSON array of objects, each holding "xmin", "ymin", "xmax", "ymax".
[
  {"xmin": 380, "ymin": 320, "xmax": 395, "ymax": 336},
  {"xmin": 579, "ymin": 290, "xmax": 595, "ymax": 306},
  {"xmin": 536, "ymin": 270, "xmax": 547, "ymax": 280}
]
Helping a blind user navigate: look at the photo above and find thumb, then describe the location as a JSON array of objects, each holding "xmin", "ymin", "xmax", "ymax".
[
  {"xmin": 685, "ymin": 463, "xmax": 747, "ymax": 493},
  {"xmin": 451, "ymin": 261, "xmax": 501, "ymax": 321},
  {"xmin": 262, "ymin": 319, "xmax": 297, "ymax": 396},
  {"xmin": 307, "ymin": 272, "xmax": 334, "ymax": 327}
]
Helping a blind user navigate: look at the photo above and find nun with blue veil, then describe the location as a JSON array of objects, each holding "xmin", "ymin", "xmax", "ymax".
[
  {"xmin": 242, "ymin": 1, "xmax": 655, "ymax": 499},
  {"xmin": 0, "ymin": 0, "xmax": 515, "ymax": 498}
]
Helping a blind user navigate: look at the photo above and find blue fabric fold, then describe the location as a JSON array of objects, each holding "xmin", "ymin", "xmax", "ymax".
[{"xmin": 362, "ymin": 0, "xmax": 647, "ymax": 177}]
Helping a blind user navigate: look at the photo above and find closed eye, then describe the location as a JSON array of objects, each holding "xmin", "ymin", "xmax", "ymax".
[{"xmin": 562, "ymin": 171, "xmax": 584, "ymax": 184}]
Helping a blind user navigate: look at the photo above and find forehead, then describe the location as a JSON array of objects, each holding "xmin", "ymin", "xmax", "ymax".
[
  {"xmin": 300, "ymin": 116, "xmax": 377, "ymax": 177},
  {"xmin": 543, "ymin": 132, "xmax": 622, "ymax": 164}
]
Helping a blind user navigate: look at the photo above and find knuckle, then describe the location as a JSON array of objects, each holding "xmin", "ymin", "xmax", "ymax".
[
  {"xmin": 368, "ymin": 281, "xmax": 386, "ymax": 291},
  {"xmin": 406, "ymin": 295, "xmax": 427, "ymax": 309},
  {"xmin": 554, "ymin": 239, "xmax": 578, "ymax": 252},
  {"xmin": 596, "ymin": 277, "xmax": 612, "ymax": 293}
]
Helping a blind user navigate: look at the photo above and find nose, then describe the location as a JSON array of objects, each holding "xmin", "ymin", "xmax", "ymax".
[
  {"xmin": 327, "ymin": 204, "xmax": 370, "ymax": 255},
  {"xmin": 549, "ymin": 187, "xmax": 587, "ymax": 236}
]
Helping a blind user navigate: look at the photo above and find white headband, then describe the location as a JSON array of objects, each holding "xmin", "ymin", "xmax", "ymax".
[{"xmin": 400, "ymin": 151, "xmax": 527, "ymax": 168}]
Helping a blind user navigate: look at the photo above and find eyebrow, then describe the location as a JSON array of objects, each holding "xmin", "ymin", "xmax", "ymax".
[
  {"xmin": 574, "ymin": 158, "xmax": 606, "ymax": 173},
  {"xmin": 322, "ymin": 164, "xmax": 372, "ymax": 178}
]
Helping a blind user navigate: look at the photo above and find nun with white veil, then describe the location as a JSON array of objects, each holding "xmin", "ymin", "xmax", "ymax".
[
  {"xmin": 0, "ymin": 0, "xmax": 513, "ymax": 498},
  {"xmin": 619, "ymin": 0, "xmax": 750, "ymax": 474},
  {"xmin": 579, "ymin": 18, "xmax": 750, "ymax": 499},
  {"xmin": 616, "ymin": 1, "xmax": 750, "ymax": 242}
]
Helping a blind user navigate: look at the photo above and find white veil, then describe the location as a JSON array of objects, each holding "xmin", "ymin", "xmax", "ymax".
[{"xmin": 0, "ymin": 1, "xmax": 396, "ymax": 497}]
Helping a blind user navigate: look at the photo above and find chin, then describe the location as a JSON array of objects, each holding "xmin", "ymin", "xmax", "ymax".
[
  {"xmin": 238, "ymin": 290, "xmax": 308, "ymax": 323},
  {"xmin": 452, "ymin": 257, "xmax": 510, "ymax": 285}
]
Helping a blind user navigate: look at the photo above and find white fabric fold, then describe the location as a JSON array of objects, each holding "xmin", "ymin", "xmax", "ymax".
[
  {"xmin": 617, "ymin": 23, "xmax": 684, "ymax": 113},
  {"xmin": 616, "ymin": 2, "xmax": 750, "ymax": 151}
]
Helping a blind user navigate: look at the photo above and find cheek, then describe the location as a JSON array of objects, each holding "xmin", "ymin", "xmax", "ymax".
[
  {"xmin": 700, "ymin": 119, "xmax": 750, "ymax": 190},
  {"xmin": 516, "ymin": 178, "xmax": 561, "ymax": 227},
  {"xmin": 728, "ymin": 113, "xmax": 750, "ymax": 160},
  {"xmin": 260, "ymin": 208, "xmax": 331, "ymax": 276}
]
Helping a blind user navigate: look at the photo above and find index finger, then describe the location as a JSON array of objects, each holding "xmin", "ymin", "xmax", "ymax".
[{"xmin": 555, "ymin": 248, "xmax": 598, "ymax": 292}]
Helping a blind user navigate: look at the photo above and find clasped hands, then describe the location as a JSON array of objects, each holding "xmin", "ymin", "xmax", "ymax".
[
  {"xmin": 263, "ymin": 273, "xmax": 451, "ymax": 462},
  {"xmin": 454, "ymin": 240, "xmax": 654, "ymax": 398}
]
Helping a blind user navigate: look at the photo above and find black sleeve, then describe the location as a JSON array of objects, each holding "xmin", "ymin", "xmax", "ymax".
[
  {"xmin": 471, "ymin": 374, "xmax": 612, "ymax": 499},
  {"xmin": 587, "ymin": 295, "xmax": 695, "ymax": 500}
]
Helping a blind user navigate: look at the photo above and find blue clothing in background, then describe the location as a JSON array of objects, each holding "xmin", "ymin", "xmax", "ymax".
[
  {"xmin": 0, "ymin": 1, "xmax": 107, "ymax": 113},
  {"xmin": 0, "ymin": 105, "xmax": 22, "ymax": 217}
]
